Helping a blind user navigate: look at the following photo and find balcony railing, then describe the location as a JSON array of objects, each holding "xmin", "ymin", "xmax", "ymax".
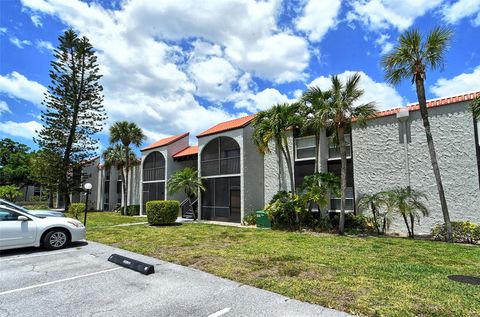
[{"xmin": 143, "ymin": 167, "xmax": 165, "ymax": 182}]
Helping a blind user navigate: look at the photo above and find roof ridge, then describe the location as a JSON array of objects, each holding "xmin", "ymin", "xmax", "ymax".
[
  {"xmin": 197, "ymin": 114, "xmax": 256, "ymax": 138},
  {"xmin": 141, "ymin": 132, "xmax": 189, "ymax": 151}
]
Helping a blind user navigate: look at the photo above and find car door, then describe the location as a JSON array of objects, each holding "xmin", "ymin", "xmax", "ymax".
[{"xmin": 0, "ymin": 208, "xmax": 37, "ymax": 248}]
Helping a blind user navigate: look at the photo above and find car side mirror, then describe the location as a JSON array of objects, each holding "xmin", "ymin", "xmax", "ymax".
[{"xmin": 18, "ymin": 215, "xmax": 29, "ymax": 221}]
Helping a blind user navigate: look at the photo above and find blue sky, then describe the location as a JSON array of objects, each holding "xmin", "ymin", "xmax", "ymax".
[{"xmin": 1, "ymin": 0, "xmax": 480, "ymax": 152}]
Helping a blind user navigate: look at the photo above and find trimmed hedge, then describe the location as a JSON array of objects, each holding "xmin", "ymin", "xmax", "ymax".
[
  {"xmin": 68, "ymin": 203, "xmax": 84, "ymax": 220},
  {"xmin": 146, "ymin": 200, "xmax": 179, "ymax": 225},
  {"xmin": 127, "ymin": 205, "xmax": 140, "ymax": 216},
  {"xmin": 431, "ymin": 221, "xmax": 480, "ymax": 244}
]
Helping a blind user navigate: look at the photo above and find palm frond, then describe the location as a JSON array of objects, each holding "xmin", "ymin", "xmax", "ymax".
[
  {"xmin": 423, "ymin": 26, "xmax": 453, "ymax": 71},
  {"xmin": 470, "ymin": 96, "xmax": 480, "ymax": 119}
]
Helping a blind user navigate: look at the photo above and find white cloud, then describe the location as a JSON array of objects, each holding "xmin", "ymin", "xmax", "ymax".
[
  {"xmin": 35, "ymin": 40, "xmax": 54, "ymax": 52},
  {"xmin": 235, "ymin": 88, "xmax": 294, "ymax": 112},
  {"xmin": 442, "ymin": 0, "xmax": 480, "ymax": 25},
  {"xmin": 296, "ymin": 0, "xmax": 341, "ymax": 42},
  {"xmin": 31, "ymin": 14, "xmax": 43, "ymax": 27},
  {"xmin": 375, "ymin": 33, "xmax": 393, "ymax": 54},
  {"xmin": 20, "ymin": 0, "xmax": 311, "ymax": 140},
  {"xmin": 189, "ymin": 57, "xmax": 238, "ymax": 101},
  {"xmin": 0, "ymin": 120, "xmax": 42, "ymax": 140},
  {"xmin": 347, "ymin": 0, "xmax": 444, "ymax": 31},
  {"xmin": 430, "ymin": 65, "xmax": 480, "ymax": 97},
  {"xmin": 309, "ymin": 70, "xmax": 406, "ymax": 110},
  {"xmin": 0, "ymin": 72, "xmax": 47, "ymax": 106},
  {"xmin": 9, "ymin": 37, "xmax": 32, "ymax": 49},
  {"xmin": 0, "ymin": 101, "xmax": 11, "ymax": 116}
]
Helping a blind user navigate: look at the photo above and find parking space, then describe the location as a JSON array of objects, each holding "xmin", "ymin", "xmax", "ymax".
[{"xmin": 0, "ymin": 242, "xmax": 351, "ymax": 317}]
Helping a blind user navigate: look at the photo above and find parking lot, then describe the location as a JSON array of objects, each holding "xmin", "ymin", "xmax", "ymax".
[{"xmin": 0, "ymin": 241, "xmax": 350, "ymax": 317}]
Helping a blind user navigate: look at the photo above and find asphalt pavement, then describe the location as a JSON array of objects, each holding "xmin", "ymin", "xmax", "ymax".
[{"xmin": 0, "ymin": 241, "xmax": 352, "ymax": 317}]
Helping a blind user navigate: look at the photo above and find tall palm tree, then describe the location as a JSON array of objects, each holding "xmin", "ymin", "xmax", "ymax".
[
  {"xmin": 471, "ymin": 96, "xmax": 480, "ymax": 119},
  {"xmin": 300, "ymin": 88, "xmax": 332, "ymax": 173},
  {"xmin": 167, "ymin": 167, "xmax": 205, "ymax": 220},
  {"xmin": 319, "ymin": 73, "xmax": 377, "ymax": 235},
  {"xmin": 252, "ymin": 103, "xmax": 301, "ymax": 195},
  {"xmin": 381, "ymin": 27, "xmax": 454, "ymax": 242},
  {"xmin": 384, "ymin": 187, "xmax": 429, "ymax": 238},
  {"xmin": 103, "ymin": 144, "xmax": 137, "ymax": 211},
  {"xmin": 109, "ymin": 121, "xmax": 145, "ymax": 215}
]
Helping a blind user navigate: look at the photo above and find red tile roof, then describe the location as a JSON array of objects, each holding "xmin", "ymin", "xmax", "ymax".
[
  {"xmin": 141, "ymin": 132, "xmax": 189, "ymax": 151},
  {"xmin": 197, "ymin": 114, "xmax": 256, "ymax": 137},
  {"xmin": 173, "ymin": 145, "xmax": 199, "ymax": 158},
  {"xmin": 357, "ymin": 91, "xmax": 480, "ymax": 122}
]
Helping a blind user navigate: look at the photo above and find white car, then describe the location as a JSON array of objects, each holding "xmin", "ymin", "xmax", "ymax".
[{"xmin": 0, "ymin": 205, "xmax": 86, "ymax": 251}]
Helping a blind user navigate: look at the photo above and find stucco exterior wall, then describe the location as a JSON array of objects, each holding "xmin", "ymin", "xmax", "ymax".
[
  {"xmin": 352, "ymin": 101, "xmax": 480, "ymax": 234},
  {"xmin": 243, "ymin": 124, "xmax": 265, "ymax": 216},
  {"xmin": 197, "ymin": 128, "xmax": 243, "ymax": 220},
  {"xmin": 263, "ymin": 129, "xmax": 295, "ymax": 204}
]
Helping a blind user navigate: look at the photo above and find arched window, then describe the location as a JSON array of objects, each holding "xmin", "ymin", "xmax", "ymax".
[
  {"xmin": 143, "ymin": 152, "xmax": 165, "ymax": 181},
  {"xmin": 201, "ymin": 137, "xmax": 240, "ymax": 176}
]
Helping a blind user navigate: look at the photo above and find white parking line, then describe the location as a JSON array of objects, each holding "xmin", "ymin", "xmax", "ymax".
[
  {"xmin": 0, "ymin": 267, "xmax": 122, "ymax": 296},
  {"xmin": 0, "ymin": 249, "xmax": 78, "ymax": 262},
  {"xmin": 208, "ymin": 307, "xmax": 231, "ymax": 317}
]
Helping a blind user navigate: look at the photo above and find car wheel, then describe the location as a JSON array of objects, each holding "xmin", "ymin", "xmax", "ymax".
[{"xmin": 43, "ymin": 229, "xmax": 69, "ymax": 250}]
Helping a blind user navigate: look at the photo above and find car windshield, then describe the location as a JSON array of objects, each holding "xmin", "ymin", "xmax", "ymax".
[{"xmin": 0, "ymin": 199, "xmax": 44, "ymax": 217}]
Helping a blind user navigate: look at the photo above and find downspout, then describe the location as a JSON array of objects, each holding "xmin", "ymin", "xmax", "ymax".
[{"xmin": 397, "ymin": 109, "xmax": 411, "ymax": 189}]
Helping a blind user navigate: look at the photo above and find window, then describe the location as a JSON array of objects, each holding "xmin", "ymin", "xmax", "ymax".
[
  {"xmin": 201, "ymin": 137, "xmax": 240, "ymax": 176},
  {"xmin": 330, "ymin": 187, "xmax": 354, "ymax": 211},
  {"xmin": 327, "ymin": 160, "xmax": 354, "ymax": 211},
  {"xmin": 294, "ymin": 160, "xmax": 315, "ymax": 189},
  {"xmin": 295, "ymin": 136, "xmax": 316, "ymax": 161},
  {"xmin": 143, "ymin": 152, "xmax": 166, "ymax": 181},
  {"xmin": 201, "ymin": 176, "xmax": 240, "ymax": 222},
  {"xmin": 0, "ymin": 208, "xmax": 21, "ymax": 221},
  {"xmin": 328, "ymin": 134, "xmax": 352, "ymax": 159}
]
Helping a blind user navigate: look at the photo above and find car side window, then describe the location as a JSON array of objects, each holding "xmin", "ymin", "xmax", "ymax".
[{"xmin": 0, "ymin": 208, "xmax": 20, "ymax": 221}]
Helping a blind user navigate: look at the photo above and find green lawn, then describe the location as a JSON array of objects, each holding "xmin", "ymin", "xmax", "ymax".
[
  {"xmin": 67, "ymin": 211, "xmax": 147, "ymax": 228},
  {"xmin": 85, "ymin": 212, "xmax": 479, "ymax": 317}
]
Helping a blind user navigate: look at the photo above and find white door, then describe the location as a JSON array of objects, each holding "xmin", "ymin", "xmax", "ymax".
[{"xmin": 0, "ymin": 208, "xmax": 37, "ymax": 248}]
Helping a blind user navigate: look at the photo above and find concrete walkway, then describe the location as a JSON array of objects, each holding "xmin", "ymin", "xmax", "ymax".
[{"xmin": 0, "ymin": 241, "xmax": 353, "ymax": 317}]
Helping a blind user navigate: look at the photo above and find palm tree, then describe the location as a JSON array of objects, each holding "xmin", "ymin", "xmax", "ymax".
[
  {"xmin": 317, "ymin": 73, "xmax": 377, "ymax": 235},
  {"xmin": 109, "ymin": 121, "xmax": 145, "ymax": 215},
  {"xmin": 381, "ymin": 27, "xmax": 454, "ymax": 242},
  {"xmin": 252, "ymin": 103, "xmax": 301, "ymax": 195},
  {"xmin": 300, "ymin": 88, "xmax": 332, "ymax": 173},
  {"xmin": 384, "ymin": 187, "xmax": 429, "ymax": 238},
  {"xmin": 357, "ymin": 192, "xmax": 389, "ymax": 234},
  {"xmin": 167, "ymin": 167, "xmax": 205, "ymax": 220},
  {"xmin": 471, "ymin": 96, "xmax": 480, "ymax": 119},
  {"xmin": 102, "ymin": 144, "xmax": 138, "ymax": 211}
]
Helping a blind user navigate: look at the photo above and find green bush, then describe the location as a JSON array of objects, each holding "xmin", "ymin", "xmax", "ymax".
[
  {"xmin": 242, "ymin": 212, "xmax": 256, "ymax": 226},
  {"xmin": 68, "ymin": 203, "xmax": 84, "ymax": 220},
  {"xmin": 330, "ymin": 213, "xmax": 375, "ymax": 234},
  {"xmin": 127, "ymin": 205, "xmax": 140, "ymax": 216},
  {"xmin": 265, "ymin": 192, "xmax": 303, "ymax": 230},
  {"xmin": 146, "ymin": 200, "xmax": 179, "ymax": 225},
  {"xmin": 431, "ymin": 221, "xmax": 479, "ymax": 244}
]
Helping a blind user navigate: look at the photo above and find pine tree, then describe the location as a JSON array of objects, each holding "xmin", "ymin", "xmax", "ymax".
[{"xmin": 36, "ymin": 29, "xmax": 106, "ymax": 210}]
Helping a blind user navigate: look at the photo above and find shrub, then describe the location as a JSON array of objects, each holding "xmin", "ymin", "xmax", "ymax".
[
  {"xmin": 126, "ymin": 205, "xmax": 140, "ymax": 216},
  {"xmin": 431, "ymin": 221, "xmax": 479, "ymax": 244},
  {"xmin": 146, "ymin": 200, "xmax": 179, "ymax": 225},
  {"xmin": 243, "ymin": 212, "xmax": 256, "ymax": 226},
  {"xmin": 265, "ymin": 193, "xmax": 303, "ymax": 230},
  {"xmin": 0, "ymin": 185, "xmax": 23, "ymax": 202},
  {"xmin": 68, "ymin": 203, "xmax": 85, "ymax": 220},
  {"xmin": 330, "ymin": 213, "xmax": 375, "ymax": 234},
  {"xmin": 26, "ymin": 204, "xmax": 50, "ymax": 210}
]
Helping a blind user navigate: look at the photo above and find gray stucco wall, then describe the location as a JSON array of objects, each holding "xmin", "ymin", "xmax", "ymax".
[
  {"xmin": 263, "ymin": 129, "xmax": 295, "ymax": 204},
  {"xmin": 243, "ymin": 124, "xmax": 265, "ymax": 216},
  {"xmin": 352, "ymin": 101, "xmax": 480, "ymax": 234}
]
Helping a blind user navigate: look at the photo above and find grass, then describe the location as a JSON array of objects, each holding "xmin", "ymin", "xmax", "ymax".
[
  {"xmin": 85, "ymin": 212, "xmax": 480, "ymax": 317},
  {"xmin": 67, "ymin": 211, "xmax": 147, "ymax": 228}
]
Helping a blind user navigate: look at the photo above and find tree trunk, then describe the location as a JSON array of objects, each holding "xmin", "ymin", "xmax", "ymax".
[
  {"xmin": 337, "ymin": 126, "xmax": 347, "ymax": 235},
  {"xmin": 123, "ymin": 146, "xmax": 130, "ymax": 216},
  {"xmin": 314, "ymin": 133, "xmax": 320, "ymax": 174},
  {"xmin": 382, "ymin": 217, "xmax": 387, "ymax": 234},
  {"xmin": 279, "ymin": 137, "xmax": 295, "ymax": 195},
  {"xmin": 414, "ymin": 78, "xmax": 452, "ymax": 242},
  {"xmin": 371, "ymin": 202, "xmax": 380, "ymax": 234},
  {"xmin": 402, "ymin": 213, "xmax": 411, "ymax": 237},
  {"xmin": 409, "ymin": 214, "xmax": 415, "ymax": 239}
]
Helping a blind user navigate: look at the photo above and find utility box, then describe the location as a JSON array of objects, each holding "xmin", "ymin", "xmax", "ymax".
[{"xmin": 256, "ymin": 210, "xmax": 271, "ymax": 229}]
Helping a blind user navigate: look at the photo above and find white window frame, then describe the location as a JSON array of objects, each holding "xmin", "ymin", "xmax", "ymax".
[{"xmin": 294, "ymin": 135, "xmax": 317, "ymax": 161}]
